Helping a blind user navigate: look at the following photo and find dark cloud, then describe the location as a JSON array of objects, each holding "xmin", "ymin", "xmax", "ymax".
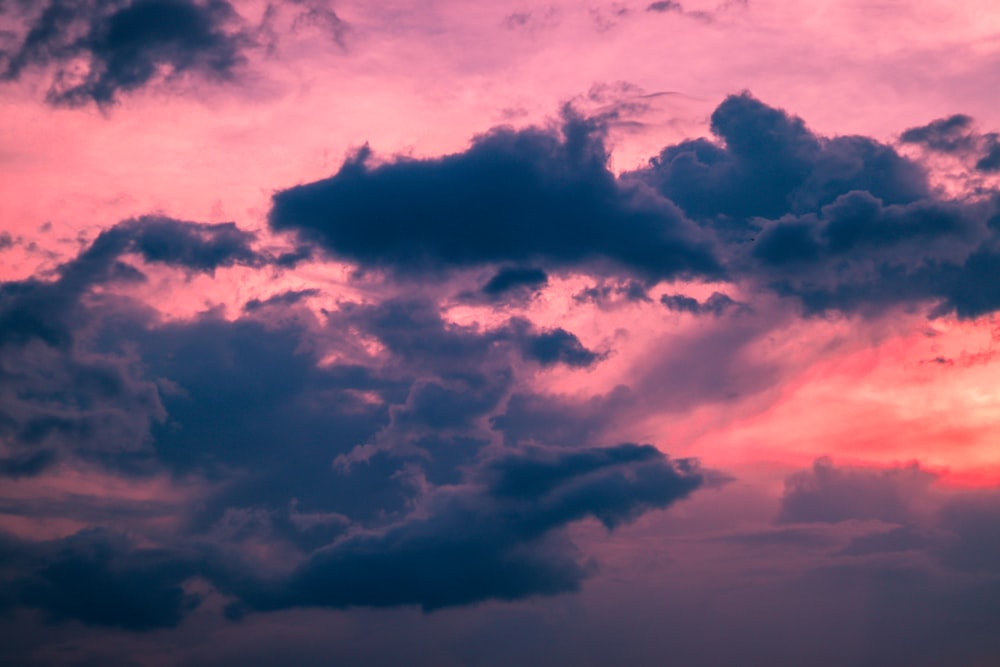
[
  {"xmin": 751, "ymin": 191, "xmax": 974, "ymax": 264},
  {"xmin": 0, "ymin": 450, "xmax": 57, "ymax": 478},
  {"xmin": 0, "ymin": 216, "xmax": 707, "ymax": 627},
  {"xmin": 0, "ymin": 216, "xmax": 273, "ymax": 479},
  {"xmin": 976, "ymin": 142, "xmax": 1000, "ymax": 173},
  {"xmin": 574, "ymin": 278, "xmax": 651, "ymax": 305},
  {"xmin": 9, "ymin": 92, "xmax": 1000, "ymax": 661},
  {"xmin": 267, "ymin": 93, "xmax": 1000, "ymax": 319},
  {"xmin": 8, "ymin": 529, "xmax": 202, "ymax": 630},
  {"xmin": 900, "ymin": 114, "xmax": 1000, "ymax": 173},
  {"xmin": 1, "ymin": 0, "xmax": 246, "ymax": 105},
  {"xmin": 509, "ymin": 318, "xmax": 604, "ymax": 368},
  {"xmin": 745, "ymin": 193, "xmax": 1000, "ymax": 319},
  {"xmin": 624, "ymin": 93, "xmax": 1000, "ymax": 319},
  {"xmin": 269, "ymin": 114, "xmax": 722, "ymax": 281},
  {"xmin": 0, "ymin": 215, "xmax": 262, "ymax": 349},
  {"xmin": 660, "ymin": 290, "xmax": 744, "ymax": 316},
  {"xmin": 629, "ymin": 92, "xmax": 929, "ymax": 221},
  {"xmin": 243, "ymin": 288, "xmax": 321, "ymax": 312},
  {"xmin": 481, "ymin": 266, "xmax": 549, "ymax": 297},
  {"xmin": 87, "ymin": 215, "xmax": 263, "ymax": 272},
  {"xmin": 231, "ymin": 444, "xmax": 702, "ymax": 612},
  {"xmin": 900, "ymin": 114, "xmax": 977, "ymax": 154}
]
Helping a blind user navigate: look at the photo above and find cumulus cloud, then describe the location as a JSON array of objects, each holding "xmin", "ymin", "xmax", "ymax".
[
  {"xmin": 0, "ymin": 0, "xmax": 248, "ymax": 105},
  {"xmin": 481, "ymin": 266, "xmax": 549, "ymax": 298},
  {"xmin": 264, "ymin": 93, "xmax": 1000, "ymax": 319},
  {"xmin": 228, "ymin": 444, "xmax": 702, "ymax": 613},
  {"xmin": 900, "ymin": 114, "xmax": 1000, "ymax": 173},
  {"xmin": 7, "ymin": 91, "xmax": 1000, "ymax": 651},
  {"xmin": 269, "ymin": 113, "xmax": 722, "ymax": 281},
  {"xmin": 629, "ymin": 92, "xmax": 929, "ymax": 221},
  {"xmin": 0, "ymin": 210, "xmax": 705, "ymax": 626}
]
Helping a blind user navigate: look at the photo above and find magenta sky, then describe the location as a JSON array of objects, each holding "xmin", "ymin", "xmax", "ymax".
[{"xmin": 2, "ymin": 1, "xmax": 1000, "ymax": 665}]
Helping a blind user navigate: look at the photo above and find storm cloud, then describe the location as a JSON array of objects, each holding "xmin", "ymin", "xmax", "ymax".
[
  {"xmin": 269, "ymin": 114, "xmax": 722, "ymax": 280},
  {"xmin": 1, "ymin": 0, "xmax": 247, "ymax": 105}
]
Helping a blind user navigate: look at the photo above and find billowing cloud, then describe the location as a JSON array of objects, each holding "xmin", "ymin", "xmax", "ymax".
[
  {"xmin": 629, "ymin": 92, "xmax": 929, "ymax": 221},
  {"xmin": 901, "ymin": 114, "xmax": 1000, "ymax": 173},
  {"xmin": 229, "ymin": 444, "xmax": 702, "ymax": 613},
  {"xmin": 5, "ymin": 35, "xmax": 1000, "ymax": 662},
  {"xmin": 269, "ymin": 114, "xmax": 722, "ymax": 281},
  {"xmin": 0, "ymin": 0, "xmax": 247, "ymax": 105}
]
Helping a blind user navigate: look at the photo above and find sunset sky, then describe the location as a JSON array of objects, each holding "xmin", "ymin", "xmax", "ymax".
[{"xmin": 2, "ymin": 1, "xmax": 1000, "ymax": 665}]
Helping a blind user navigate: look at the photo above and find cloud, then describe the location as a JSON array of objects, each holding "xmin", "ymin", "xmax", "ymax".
[
  {"xmin": 230, "ymin": 444, "xmax": 702, "ymax": 612},
  {"xmin": 629, "ymin": 92, "xmax": 929, "ymax": 221},
  {"xmin": 0, "ymin": 0, "xmax": 247, "ymax": 105},
  {"xmin": 624, "ymin": 93, "xmax": 1000, "ymax": 319},
  {"xmin": 646, "ymin": 1, "xmax": 682, "ymax": 13},
  {"xmin": 0, "ymin": 215, "xmax": 263, "ymax": 348},
  {"xmin": 660, "ymin": 290, "xmax": 744, "ymax": 316},
  {"xmin": 243, "ymin": 288, "xmax": 321, "ymax": 312},
  {"xmin": 0, "ymin": 216, "xmax": 301, "ymax": 483},
  {"xmin": 269, "ymin": 113, "xmax": 722, "ymax": 281},
  {"xmin": 481, "ymin": 266, "xmax": 548, "ymax": 298},
  {"xmin": 508, "ymin": 318, "xmax": 604, "ymax": 368},
  {"xmin": 491, "ymin": 386, "xmax": 634, "ymax": 447},
  {"xmin": 6, "ymin": 529, "xmax": 202, "ymax": 630},
  {"xmin": 900, "ymin": 114, "xmax": 1000, "ymax": 173},
  {"xmin": 266, "ymin": 93, "xmax": 1000, "ymax": 319},
  {"xmin": 574, "ymin": 278, "xmax": 651, "ymax": 305},
  {"xmin": 900, "ymin": 114, "xmax": 978, "ymax": 154},
  {"xmin": 777, "ymin": 457, "xmax": 935, "ymax": 525},
  {"xmin": 0, "ymin": 218, "xmax": 707, "ymax": 624},
  {"xmin": 85, "ymin": 215, "xmax": 263, "ymax": 272}
]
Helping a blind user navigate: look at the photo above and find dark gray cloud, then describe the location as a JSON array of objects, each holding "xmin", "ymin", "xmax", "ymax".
[
  {"xmin": 5, "ymin": 528, "xmax": 202, "ymax": 630},
  {"xmin": 574, "ymin": 278, "xmax": 651, "ymax": 305},
  {"xmin": 243, "ymin": 288, "xmax": 321, "ymax": 312},
  {"xmin": 0, "ymin": 214, "xmax": 703, "ymax": 628},
  {"xmin": 624, "ymin": 93, "xmax": 1000, "ymax": 319},
  {"xmin": 0, "ymin": 215, "xmax": 263, "ymax": 349},
  {"xmin": 1, "ymin": 0, "xmax": 246, "ymax": 105},
  {"xmin": 228, "ymin": 444, "xmax": 702, "ymax": 613},
  {"xmin": 660, "ymin": 290, "xmax": 744, "ymax": 316},
  {"xmin": 269, "ymin": 114, "xmax": 722, "ymax": 281},
  {"xmin": 900, "ymin": 113, "xmax": 1000, "ymax": 173},
  {"xmin": 267, "ymin": 93, "xmax": 1000, "ymax": 319},
  {"xmin": 0, "ymin": 216, "xmax": 303, "ymax": 489},
  {"xmin": 900, "ymin": 114, "xmax": 978, "ymax": 154},
  {"xmin": 629, "ymin": 92, "xmax": 929, "ymax": 221},
  {"xmin": 8, "ymin": 92, "xmax": 1000, "ymax": 662},
  {"xmin": 481, "ymin": 266, "xmax": 549, "ymax": 298},
  {"xmin": 977, "ymin": 143, "xmax": 1000, "ymax": 173},
  {"xmin": 85, "ymin": 215, "xmax": 263, "ymax": 272}
]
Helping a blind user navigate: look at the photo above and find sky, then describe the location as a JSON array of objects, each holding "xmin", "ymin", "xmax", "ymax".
[{"xmin": 1, "ymin": 1, "xmax": 1000, "ymax": 665}]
